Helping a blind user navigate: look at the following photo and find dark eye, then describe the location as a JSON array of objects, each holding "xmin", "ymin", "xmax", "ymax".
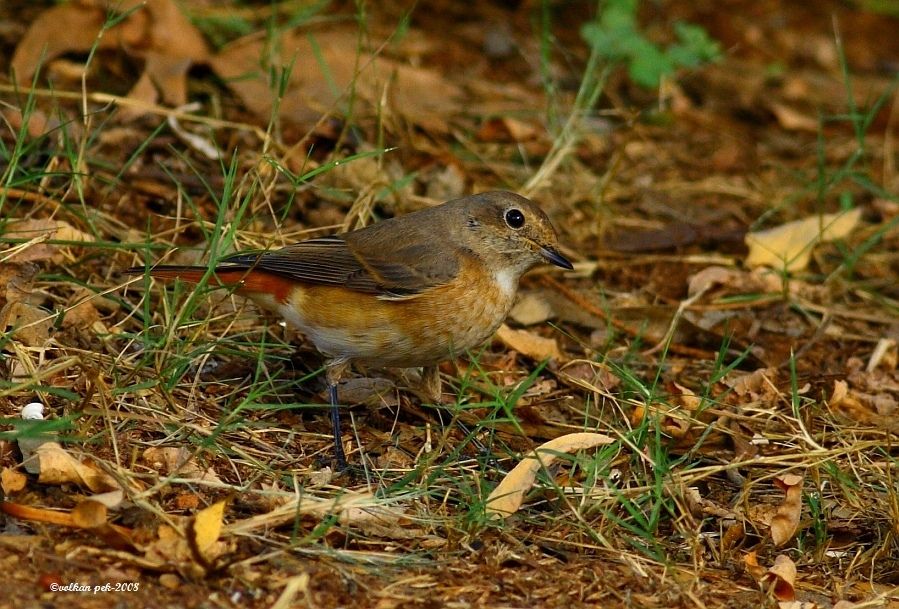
[{"xmin": 505, "ymin": 208, "xmax": 525, "ymax": 229}]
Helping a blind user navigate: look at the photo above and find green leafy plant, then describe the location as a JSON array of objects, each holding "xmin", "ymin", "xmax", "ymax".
[{"xmin": 580, "ymin": 0, "xmax": 720, "ymax": 88}]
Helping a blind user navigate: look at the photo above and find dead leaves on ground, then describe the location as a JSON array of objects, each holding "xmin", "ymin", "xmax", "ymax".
[
  {"xmin": 495, "ymin": 323, "xmax": 566, "ymax": 363},
  {"xmin": 744, "ymin": 552, "xmax": 799, "ymax": 603},
  {"xmin": 769, "ymin": 474, "xmax": 804, "ymax": 547},
  {"xmin": 5, "ymin": 2, "xmax": 899, "ymax": 606},
  {"xmin": 11, "ymin": 1, "xmax": 465, "ymax": 131},
  {"xmin": 210, "ymin": 28, "xmax": 462, "ymax": 133},
  {"xmin": 745, "ymin": 208, "xmax": 862, "ymax": 272},
  {"xmin": 12, "ymin": 0, "xmax": 209, "ymax": 115},
  {"xmin": 1, "ymin": 407, "xmax": 431, "ymax": 578},
  {"xmin": 486, "ymin": 432, "xmax": 616, "ymax": 518}
]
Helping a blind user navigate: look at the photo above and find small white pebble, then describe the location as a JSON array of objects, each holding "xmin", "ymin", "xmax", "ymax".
[{"xmin": 21, "ymin": 402, "xmax": 44, "ymax": 420}]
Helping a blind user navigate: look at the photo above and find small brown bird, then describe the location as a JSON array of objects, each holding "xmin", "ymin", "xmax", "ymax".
[{"xmin": 127, "ymin": 191, "xmax": 572, "ymax": 467}]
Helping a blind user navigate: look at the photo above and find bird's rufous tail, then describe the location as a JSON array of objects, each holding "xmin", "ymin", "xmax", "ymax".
[
  {"xmin": 125, "ymin": 265, "xmax": 295, "ymax": 302},
  {"xmin": 124, "ymin": 265, "xmax": 213, "ymax": 283}
]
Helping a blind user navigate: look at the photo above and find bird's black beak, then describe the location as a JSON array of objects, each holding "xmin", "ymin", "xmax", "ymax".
[{"xmin": 540, "ymin": 246, "xmax": 574, "ymax": 270}]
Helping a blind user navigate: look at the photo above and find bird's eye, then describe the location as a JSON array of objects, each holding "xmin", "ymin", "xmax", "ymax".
[{"xmin": 505, "ymin": 208, "xmax": 525, "ymax": 229}]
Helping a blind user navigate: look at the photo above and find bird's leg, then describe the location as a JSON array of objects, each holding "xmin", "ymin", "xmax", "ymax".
[
  {"xmin": 326, "ymin": 359, "xmax": 350, "ymax": 470},
  {"xmin": 420, "ymin": 365, "xmax": 443, "ymax": 404}
]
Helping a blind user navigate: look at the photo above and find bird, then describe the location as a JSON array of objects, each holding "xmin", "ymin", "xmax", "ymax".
[{"xmin": 126, "ymin": 191, "xmax": 572, "ymax": 468}]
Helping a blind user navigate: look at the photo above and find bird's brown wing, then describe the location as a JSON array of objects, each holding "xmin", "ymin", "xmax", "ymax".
[{"xmin": 221, "ymin": 232, "xmax": 461, "ymax": 298}]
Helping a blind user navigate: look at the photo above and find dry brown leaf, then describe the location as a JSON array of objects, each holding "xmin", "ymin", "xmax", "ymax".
[
  {"xmin": 722, "ymin": 521, "xmax": 745, "ymax": 551},
  {"xmin": 770, "ymin": 474, "xmax": 804, "ymax": 546},
  {"xmin": 0, "ymin": 260, "xmax": 53, "ymax": 347},
  {"xmin": 687, "ymin": 266, "xmax": 751, "ymax": 297},
  {"xmin": 495, "ymin": 323, "xmax": 566, "ymax": 362},
  {"xmin": 729, "ymin": 368, "xmax": 779, "ymax": 400},
  {"xmin": 224, "ymin": 491, "xmax": 382, "ymax": 536},
  {"xmin": 769, "ymin": 102, "xmax": 819, "ymax": 132},
  {"xmin": 4, "ymin": 219, "xmax": 96, "ymax": 264},
  {"xmin": 1, "ymin": 468, "xmax": 28, "ymax": 494},
  {"xmin": 89, "ymin": 489, "xmax": 125, "ymax": 510},
  {"xmin": 476, "ymin": 117, "xmax": 541, "ymax": 142},
  {"xmin": 11, "ymin": 3, "xmax": 112, "ymax": 84},
  {"xmin": 71, "ymin": 499, "xmax": 108, "ymax": 529},
  {"xmin": 339, "ymin": 504, "xmax": 425, "ymax": 540},
  {"xmin": 0, "ymin": 501, "xmax": 76, "ymax": 527},
  {"xmin": 0, "ymin": 301, "xmax": 52, "ymax": 347},
  {"xmin": 743, "ymin": 550, "xmax": 767, "ymax": 580},
  {"xmin": 143, "ymin": 523, "xmax": 193, "ymax": 570},
  {"xmin": 141, "ymin": 503, "xmax": 230, "ymax": 576},
  {"xmin": 0, "ymin": 107, "xmax": 57, "ymax": 138},
  {"xmin": 209, "ymin": 28, "xmax": 460, "ymax": 131},
  {"xmin": 191, "ymin": 500, "xmax": 226, "ymax": 561},
  {"xmin": 486, "ymin": 432, "xmax": 616, "ymax": 518},
  {"xmin": 34, "ymin": 442, "xmax": 119, "ymax": 493},
  {"xmin": 765, "ymin": 554, "xmax": 798, "ymax": 601},
  {"xmin": 335, "ymin": 377, "xmax": 397, "ymax": 407},
  {"xmin": 509, "ymin": 292, "xmax": 554, "ymax": 326},
  {"xmin": 867, "ymin": 338, "xmax": 897, "ymax": 372},
  {"xmin": 831, "ymin": 379, "xmax": 849, "ymax": 404},
  {"xmin": 12, "ymin": 0, "xmax": 208, "ymax": 117},
  {"xmin": 62, "ymin": 294, "xmax": 101, "ymax": 330},
  {"xmin": 631, "ymin": 402, "xmax": 692, "ymax": 440},
  {"xmin": 142, "ymin": 446, "xmax": 222, "ymax": 483},
  {"xmin": 672, "ymin": 382, "xmax": 702, "ymax": 410},
  {"xmin": 745, "ymin": 208, "xmax": 862, "ymax": 271}
]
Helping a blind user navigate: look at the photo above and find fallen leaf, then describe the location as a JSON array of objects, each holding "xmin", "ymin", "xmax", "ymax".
[
  {"xmin": 486, "ymin": 432, "xmax": 616, "ymax": 518},
  {"xmin": 495, "ymin": 323, "xmax": 566, "ymax": 362},
  {"xmin": 509, "ymin": 292, "xmax": 554, "ymax": 325},
  {"xmin": 62, "ymin": 294, "xmax": 101, "ymax": 330},
  {"xmin": 1, "ymin": 468, "xmax": 28, "ymax": 494},
  {"xmin": 745, "ymin": 208, "xmax": 862, "ymax": 271},
  {"xmin": 12, "ymin": 0, "xmax": 209, "ymax": 117},
  {"xmin": 89, "ymin": 489, "xmax": 125, "ymax": 509},
  {"xmin": 0, "ymin": 501, "xmax": 76, "ymax": 527},
  {"xmin": 34, "ymin": 442, "xmax": 119, "ymax": 493},
  {"xmin": 0, "ymin": 302, "xmax": 52, "ymax": 347},
  {"xmin": 687, "ymin": 266, "xmax": 749, "ymax": 297},
  {"xmin": 143, "ymin": 524, "xmax": 193, "ymax": 571},
  {"xmin": 191, "ymin": 500, "xmax": 226, "ymax": 561},
  {"xmin": 476, "ymin": 116, "xmax": 541, "ymax": 142},
  {"xmin": 334, "ymin": 377, "xmax": 397, "ymax": 407},
  {"xmin": 142, "ymin": 446, "xmax": 222, "ymax": 483},
  {"xmin": 831, "ymin": 379, "xmax": 849, "ymax": 404},
  {"xmin": 770, "ymin": 474, "xmax": 804, "ymax": 546},
  {"xmin": 722, "ymin": 521, "xmax": 745, "ymax": 551},
  {"xmin": 631, "ymin": 402, "xmax": 692, "ymax": 440},
  {"xmin": 866, "ymin": 338, "xmax": 897, "ymax": 372},
  {"xmin": 338, "ymin": 504, "xmax": 426, "ymax": 540},
  {"xmin": 3, "ymin": 219, "xmax": 95, "ymax": 264},
  {"xmin": 225, "ymin": 492, "xmax": 398, "ymax": 537},
  {"xmin": 743, "ymin": 551, "xmax": 767, "ymax": 580},
  {"xmin": 769, "ymin": 102, "xmax": 819, "ymax": 132},
  {"xmin": 672, "ymin": 382, "xmax": 702, "ymax": 410},
  {"xmin": 0, "ymin": 500, "xmax": 135, "ymax": 552},
  {"xmin": 209, "ymin": 28, "xmax": 460, "ymax": 131},
  {"xmin": 71, "ymin": 499, "xmax": 108, "ymax": 529},
  {"xmin": 765, "ymin": 554, "xmax": 798, "ymax": 601},
  {"xmin": 0, "ymin": 265, "xmax": 53, "ymax": 349}
]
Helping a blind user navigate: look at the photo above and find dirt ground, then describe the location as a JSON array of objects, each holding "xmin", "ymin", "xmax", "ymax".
[{"xmin": 1, "ymin": 1, "xmax": 899, "ymax": 608}]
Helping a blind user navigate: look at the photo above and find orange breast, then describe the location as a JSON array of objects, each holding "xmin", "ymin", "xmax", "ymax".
[{"xmin": 239, "ymin": 256, "xmax": 517, "ymax": 368}]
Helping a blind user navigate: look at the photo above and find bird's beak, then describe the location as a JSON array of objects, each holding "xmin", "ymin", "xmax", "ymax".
[{"xmin": 540, "ymin": 246, "xmax": 574, "ymax": 270}]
